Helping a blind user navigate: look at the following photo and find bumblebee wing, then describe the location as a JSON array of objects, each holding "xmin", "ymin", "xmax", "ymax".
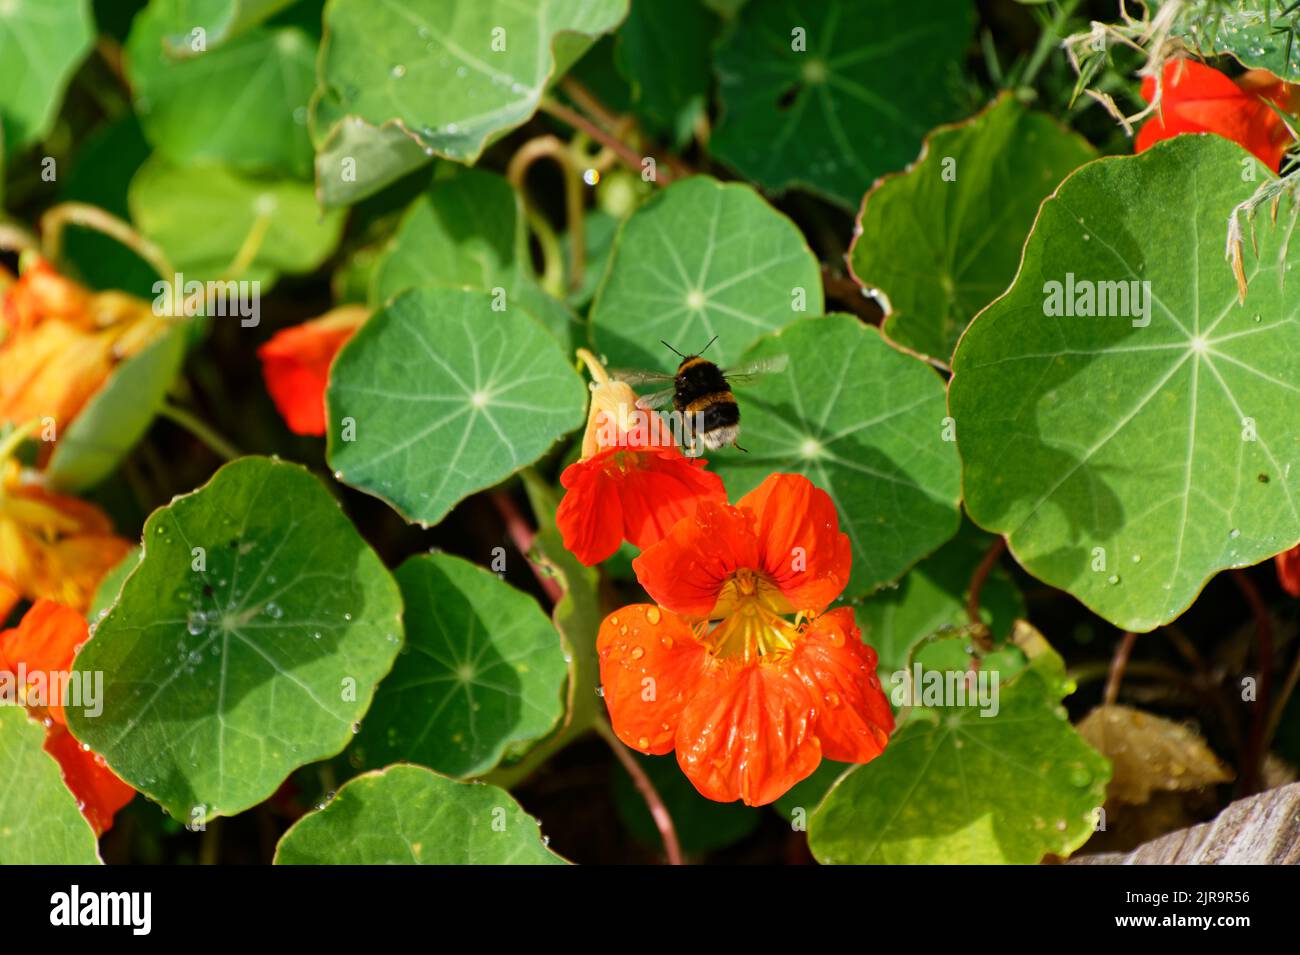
[
  {"xmin": 610, "ymin": 368, "xmax": 674, "ymax": 386},
  {"xmin": 634, "ymin": 387, "xmax": 676, "ymax": 410},
  {"xmin": 724, "ymin": 353, "xmax": 789, "ymax": 384}
]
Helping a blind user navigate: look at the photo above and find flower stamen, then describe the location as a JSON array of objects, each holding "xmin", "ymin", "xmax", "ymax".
[{"xmin": 704, "ymin": 568, "xmax": 801, "ymax": 662}]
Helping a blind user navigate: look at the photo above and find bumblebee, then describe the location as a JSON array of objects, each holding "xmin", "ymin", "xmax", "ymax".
[{"xmin": 615, "ymin": 337, "xmax": 787, "ymax": 453}]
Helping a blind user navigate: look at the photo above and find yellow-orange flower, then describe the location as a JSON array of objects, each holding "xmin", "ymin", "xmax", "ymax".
[
  {"xmin": 0, "ymin": 257, "xmax": 169, "ymax": 463},
  {"xmin": 0, "ymin": 459, "xmax": 132, "ymax": 620},
  {"xmin": 599, "ymin": 474, "xmax": 892, "ymax": 805}
]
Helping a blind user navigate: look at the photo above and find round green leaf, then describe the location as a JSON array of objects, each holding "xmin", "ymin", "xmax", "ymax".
[
  {"xmin": 327, "ymin": 286, "xmax": 587, "ymax": 527},
  {"xmin": 46, "ymin": 321, "xmax": 191, "ymax": 492},
  {"xmin": 851, "ymin": 95, "xmax": 1095, "ymax": 362},
  {"xmin": 356, "ymin": 552, "xmax": 568, "ymax": 777},
  {"xmin": 711, "ymin": 0, "xmax": 973, "ymax": 208},
  {"xmin": 138, "ymin": 0, "xmax": 297, "ymax": 50},
  {"xmin": 589, "ymin": 175, "xmax": 822, "ymax": 370},
  {"xmin": 949, "ymin": 135, "xmax": 1300, "ymax": 632},
  {"xmin": 273, "ymin": 763, "xmax": 567, "ymax": 864},
  {"xmin": 88, "ymin": 545, "xmax": 142, "ymax": 625},
  {"xmin": 312, "ymin": 116, "xmax": 432, "ymax": 209},
  {"xmin": 808, "ymin": 634, "xmax": 1110, "ymax": 864},
  {"xmin": 862, "ymin": 519, "xmax": 1024, "ymax": 676},
  {"xmin": 67, "ymin": 456, "xmax": 404, "ymax": 823},
  {"xmin": 371, "ymin": 168, "xmax": 580, "ymax": 349},
  {"xmin": 313, "ymin": 0, "xmax": 627, "ymax": 197},
  {"xmin": 0, "ymin": 708, "xmax": 101, "ymax": 864},
  {"xmin": 713, "ymin": 315, "xmax": 961, "ymax": 597},
  {"xmin": 0, "ymin": 0, "xmax": 94, "ymax": 149},
  {"xmin": 128, "ymin": 155, "xmax": 345, "ymax": 286},
  {"xmin": 1168, "ymin": 0, "xmax": 1300, "ymax": 78},
  {"xmin": 127, "ymin": 10, "xmax": 316, "ymax": 178}
]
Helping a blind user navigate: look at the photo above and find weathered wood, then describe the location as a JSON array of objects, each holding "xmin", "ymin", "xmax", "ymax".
[{"xmin": 1070, "ymin": 781, "xmax": 1300, "ymax": 864}]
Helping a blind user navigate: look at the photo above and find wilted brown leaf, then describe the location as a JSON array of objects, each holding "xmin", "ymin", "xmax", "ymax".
[{"xmin": 1078, "ymin": 704, "xmax": 1232, "ymax": 805}]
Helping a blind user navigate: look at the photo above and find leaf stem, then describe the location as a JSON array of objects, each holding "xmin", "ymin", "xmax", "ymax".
[
  {"xmin": 541, "ymin": 96, "xmax": 667, "ymax": 185},
  {"xmin": 1103, "ymin": 631, "xmax": 1138, "ymax": 706},
  {"xmin": 593, "ymin": 719, "xmax": 683, "ymax": 865},
  {"xmin": 1019, "ymin": 0, "xmax": 1083, "ymax": 90},
  {"xmin": 40, "ymin": 203, "xmax": 176, "ymax": 280},
  {"xmin": 965, "ymin": 535, "xmax": 1007, "ymax": 627},
  {"xmin": 198, "ymin": 818, "xmax": 222, "ymax": 865},
  {"xmin": 0, "ymin": 223, "xmax": 38, "ymax": 256},
  {"xmin": 560, "ymin": 77, "xmax": 696, "ymax": 182},
  {"xmin": 490, "ymin": 489, "xmax": 564, "ymax": 605},
  {"xmin": 507, "ymin": 134, "xmax": 586, "ymax": 292},
  {"xmin": 0, "ymin": 418, "xmax": 42, "ymax": 466},
  {"xmin": 157, "ymin": 402, "xmax": 241, "ymax": 461}
]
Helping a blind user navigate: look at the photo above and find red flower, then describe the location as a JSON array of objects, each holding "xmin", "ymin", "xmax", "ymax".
[
  {"xmin": 1137, "ymin": 60, "xmax": 1298, "ymax": 171},
  {"xmin": 0, "ymin": 600, "xmax": 135, "ymax": 835},
  {"xmin": 257, "ymin": 305, "xmax": 368, "ymax": 436},
  {"xmin": 556, "ymin": 349, "xmax": 726, "ymax": 565},
  {"xmin": 1277, "ymin": 545, "xmax": 1300, "ymax": 597},
  {"xmin": 599, "ymin": 473, "xmax": 893, "ymax": 805}
]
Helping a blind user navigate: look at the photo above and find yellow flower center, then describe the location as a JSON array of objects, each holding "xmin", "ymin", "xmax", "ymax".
[{"xmin": 703, "ymin": 568, "xmax": 802, "ymax": 662}]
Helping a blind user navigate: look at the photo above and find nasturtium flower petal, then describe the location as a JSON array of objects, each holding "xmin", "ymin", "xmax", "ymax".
[
  {"xmin": 790, "ymin": 608, "xmax": 893, "ymax": 764},
  {"xmin": 598, "ymin": 604, "xmax": 708, "ymax": 755},
  {"xmin": 740, "ymin": 473, "xmax": 851, "ymax": 615},
  {"xmin": 674, "ymin": 655, "xmax": 822, "ymax": 806},
  {"xmin": 258, "ymin": 305, "xmax": 368, "ymax": 436},
  {"xmin": 1136, "ymin": 59, "xmax": 1295, "ymax": 171}
]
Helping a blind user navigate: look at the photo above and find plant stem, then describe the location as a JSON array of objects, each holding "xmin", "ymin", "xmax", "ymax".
[
  {"xmin": 1019, "ymin": 0, "xmax": 1083, "ymax": 90},
  {"xmin": 524, "ymin": 206, "xmax": 566, "ymax": 297},
  {"xmin": 198, "ymin": 818, "xmax": 221, "ymax": 865},
  {"xmin": 40, "ymin": 203, "xmax": 176, "ymax": 280},
  {"xmin": 541, "ymin": 96, "xmax": 668, "ymax": 185},
  {"xmin": 490, "ymin": 489, "xmax": 564, "ymax": 605},
  {"xmin": 0, "ymin": 223, "xmax": 38, "ymax": 256},
  {"xmin": 561, "ymin": 77, "xmax": 696, "ymax": 181},
  {"xmin": 507, "ymin": 134, "xmax": 586, "ymax": 292},
  {"xmin": 1104, "ymin": 631, "xmax": 1138, "ymax": 706},
  {"xmin": 559, "ymin": 76, "xmax": 624, "ymax": 133},
  {"xmin": 0, "ymin": 418, "xmax": 42, "ymax": 466},
  {"xmin": 966, "ymin": 536, "xmax": 1007, "ymax": 626},
  {"xmin": 593, "ymin": 719, "xmax": 683, "ymax": 865},
  {"xmin": 157, "ymin": 402, "xmax": 241, "ymax": 461}
]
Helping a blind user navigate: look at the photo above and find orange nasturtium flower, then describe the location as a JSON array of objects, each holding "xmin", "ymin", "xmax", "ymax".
[
  {"xmin": 1277, "ymin": 545, "xmax": 1300, "ymax": 597},
  {"xmin": 1136, "ymin": 60, "xmax": 1299, "ymax": 171},
  {"xmin": 556, "ymin": 349, "xmax": 727, "ymax": 566},
  {"xmin": 0, "ymin": 256, "xmax": 169, "ymax": 463},
  {"xmin": 0, "ymin": 452, "xmax": 133, "ymax": 620},
  {"xmin": 0, "ymin": 600, "xmax": 135, "ymax": 835},
  {"xmin": 257, "ymin": 304, "xmax": 368, "ymax": 436},
  {"xmin": 599, "ymin": 473, "xmax": 893, "ymax": 805}
]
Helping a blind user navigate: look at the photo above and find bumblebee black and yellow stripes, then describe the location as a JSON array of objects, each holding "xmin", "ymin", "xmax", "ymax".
[{"xmin": 671, "ymin": 351, "xmax": 743, "ymax": 452}]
